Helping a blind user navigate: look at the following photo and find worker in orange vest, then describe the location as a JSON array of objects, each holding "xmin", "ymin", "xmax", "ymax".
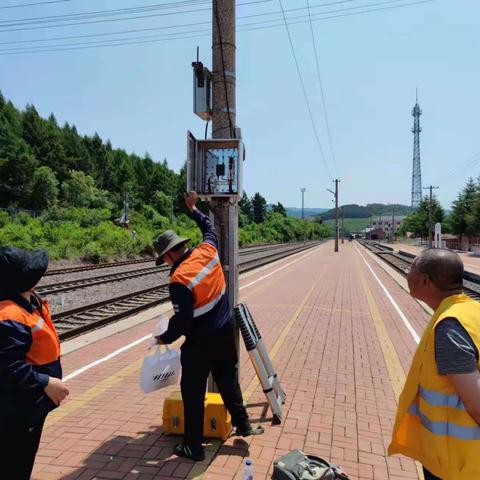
[
  {"xmin": 389, "ymin": 249, "xmax": 480, "ymax": 480},
  {"xmin": 154, "ymin": 191, "xmax": 263, "ymax": 461},
  {"xmin": 0, "ymin": 247, "xmax": 69, "ymax": 479}
]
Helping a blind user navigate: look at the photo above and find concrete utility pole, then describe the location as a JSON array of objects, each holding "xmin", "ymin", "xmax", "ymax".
[
  {"xmin": 327, "ymin": 179, "xmax": 340, "ymax": 252},
  {"xmin": 391, "ymin": 204, "xmax": 396, "ymax": 242},
  {"xmin": 301, "ymin": 188, "xmax": 306, "ymax": 243},
  {"xmin": 210, "ymin": 0, "xmax": 238, "ymax": 388},
  {"xmin": 424, "ymin": 185, "xmax": 439, "ymax": 247}
]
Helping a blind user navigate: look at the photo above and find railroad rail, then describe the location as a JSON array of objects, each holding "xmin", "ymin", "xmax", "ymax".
[
  {"xmin": 45, "ymin": 241, "xmax": 309, "ymax": 276},
  {"xmin": 359, "ymin": 241, "xmax": 480, "ymax": 301},
  {"xmin": 39, "ymin": 242, "xmax": 317, "ymax": 295},
  {"xmin": 54, "ymin": 240, "xmax": 323, "ymax": 340}
]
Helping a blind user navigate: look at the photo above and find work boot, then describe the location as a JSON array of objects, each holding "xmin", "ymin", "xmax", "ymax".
[
  {"xmin": 235, "ymin": 423, "xmax": 265, "ymax": 437},
  {"xmin": 174, "ymin": 444, "xmax": 205, "ymax": 462}
]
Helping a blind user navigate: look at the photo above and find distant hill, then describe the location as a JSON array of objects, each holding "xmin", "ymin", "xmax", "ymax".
[
  {"xmin": 286, "ymin": 207, "xmax": 330, "ymax": 218},
  {"xmin": 319, "ymin": 203, "xmax": 413, "ymax": 221}
]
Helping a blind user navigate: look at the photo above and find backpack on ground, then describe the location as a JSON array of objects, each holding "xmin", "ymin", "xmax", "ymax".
[{"xmin": 272, "ymin": 449, "xmax": 350, "ymax": 480}]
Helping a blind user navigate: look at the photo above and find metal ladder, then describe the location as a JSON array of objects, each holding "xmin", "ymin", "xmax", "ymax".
[{"xmin": 234, "ymin": 302, "xmax": 286, "ymax": 424}]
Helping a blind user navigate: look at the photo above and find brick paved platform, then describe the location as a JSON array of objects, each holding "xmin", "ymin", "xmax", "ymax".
[
  {"xmin": 392, "ymin": 242, "xmax": 480, "ymax": 275},
  {"xmin": 31, "ymin": 241, "xmax": 431, "ymax": 480}
]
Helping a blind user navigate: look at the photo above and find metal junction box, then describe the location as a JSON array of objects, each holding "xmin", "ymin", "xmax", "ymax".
[
  {"xmin": 187, "ymin": 131, "xmax": 244, "ymax": 199},
  {"xmin": 192, "ymin": 62, "xmax": 212, "ymax": 121}
]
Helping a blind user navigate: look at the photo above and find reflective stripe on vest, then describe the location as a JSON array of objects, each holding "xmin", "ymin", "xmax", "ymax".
[
  {"xmin": 31, "ymin": 316, "xmax": 45, "ymax": 334},
  {"xmin": 187, "ymin": 254, "xmax": 220, "ymax": 290},
  {"xmin": 408, "ymin": 403, "xmax": 480, "ymax": 440},
  {"xmin": 193, "ymin": 287, "xmax": 226, "ymax": 318},
  {"xmin": 419, "ymin": 386, "xmax": 466, "ymax": 410}
]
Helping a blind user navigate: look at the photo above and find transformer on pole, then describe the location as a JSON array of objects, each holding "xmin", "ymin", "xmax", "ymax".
[{"xmin": 411, "ymin": 90, "xmax": 423, "ymax": 208}]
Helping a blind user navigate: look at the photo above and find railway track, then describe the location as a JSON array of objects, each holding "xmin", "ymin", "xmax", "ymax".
[
  {"xmin": 54, "ymin": 240, "xmax": 323, "ymax": 340},
  {"xmin": 359, "ymin": 241, "xmax": 480, "ymax": 301},
  {"xmin": 39, "ymin": 242, "xmax": 317, "ymax": 295}
]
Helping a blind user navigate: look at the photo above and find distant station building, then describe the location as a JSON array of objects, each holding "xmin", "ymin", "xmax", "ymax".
[{"xmin": 370, "ymin": 216, "xmax": 405, "ymax": 239}]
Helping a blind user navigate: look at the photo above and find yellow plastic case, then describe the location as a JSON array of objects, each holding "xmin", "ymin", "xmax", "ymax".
[{"xmin": 163, "ymin": 391, "xmax": 232, "ymax": 440}]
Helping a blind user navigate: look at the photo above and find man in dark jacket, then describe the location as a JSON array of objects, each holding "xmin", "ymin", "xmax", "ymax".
[
  {"xmin": 0, "ymin": 247, "xmax": 69, "ymax": 480},
  {"xmin": 154, "ymin": 192, "xmax": 263, "ymax": 461}
]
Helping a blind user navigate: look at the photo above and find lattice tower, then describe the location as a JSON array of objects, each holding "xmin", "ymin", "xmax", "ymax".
[{"xmin": 411, "ymin": 92, "xmax": 422, "ymax": 208}]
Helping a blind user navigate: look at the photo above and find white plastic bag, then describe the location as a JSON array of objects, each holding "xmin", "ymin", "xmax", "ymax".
[{"xmin": 140, "ymin": 346, "xmax": 181, "ymax": 394}]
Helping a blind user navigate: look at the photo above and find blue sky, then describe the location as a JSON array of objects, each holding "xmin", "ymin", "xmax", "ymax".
[{"xmin": 0, "ymin": 0, "xmax": 478, "ymax": 209}]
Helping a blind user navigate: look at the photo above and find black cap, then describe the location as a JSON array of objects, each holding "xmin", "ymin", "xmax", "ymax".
[{"xmin": 0, "ymin": 246, "xmax": 49, "ymax": 296}]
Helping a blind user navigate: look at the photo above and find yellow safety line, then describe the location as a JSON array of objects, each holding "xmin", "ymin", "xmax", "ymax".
[
  {"xmin": 355, "ymin": 256, "xmax": 424, "ymax": 480},
  {"xmin": 45, "ymin": 358, "xmax": 144, "ymax": 427}
]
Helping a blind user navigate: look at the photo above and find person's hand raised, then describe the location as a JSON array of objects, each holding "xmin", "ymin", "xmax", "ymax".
[{"xmin": 185, "ymin": 191, "xmax": 198, "ymax": 212}]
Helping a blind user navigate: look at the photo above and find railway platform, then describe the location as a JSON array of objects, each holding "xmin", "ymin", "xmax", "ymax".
[{"xmin": 31, "ymin": 241, "xmax": 432, "ymax": 480}]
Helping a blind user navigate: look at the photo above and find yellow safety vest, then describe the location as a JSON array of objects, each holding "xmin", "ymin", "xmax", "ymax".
[
  {"xmin": 170, "ymin": 242, "xmax": 226, "ymax": 318},
  {"xmin": 388, "ymin": 294, "xmax": 480, "ymax": 479}
]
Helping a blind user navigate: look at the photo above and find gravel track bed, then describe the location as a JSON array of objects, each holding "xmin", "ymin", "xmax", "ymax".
[
  {"xmin": 39, "ymin": 260, "xmax": 160, "ymax": 286},
  {"xmin": 47, "ymin": 270, "xmax": 169, "ymax": 315}
]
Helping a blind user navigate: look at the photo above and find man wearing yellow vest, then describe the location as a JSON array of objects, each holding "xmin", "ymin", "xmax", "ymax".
[
  {"xmin": 388, "ymin": 249, "xmax": 480, "ymax": 480},
  {"xmin": 154, "ymin": 191, "xmax": 263, "ymax": 461}
]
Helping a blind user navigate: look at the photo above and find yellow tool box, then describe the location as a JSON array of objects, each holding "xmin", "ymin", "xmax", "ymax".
[{"xmin": 163, "ymin": 391, "xmax": 232, "ymax": 440}]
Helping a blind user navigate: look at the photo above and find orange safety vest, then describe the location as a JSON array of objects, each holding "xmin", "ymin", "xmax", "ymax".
[
  {"xmin": 389, "ymin": 294, "xmax": 480, "ymax": 479},
  {"xmin": 170, "ymin": 242, "xmax": 226, "ymax": 318},
  {"xmin": 0, "ymin": 297, "xmax": 60, "ymax": 366}
]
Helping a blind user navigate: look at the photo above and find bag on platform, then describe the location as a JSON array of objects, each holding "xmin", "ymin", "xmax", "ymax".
[
  {"xmin": 140, "ymin": 345, "xmax": 181, "ymax": 393},
  {"xmin": 272, "ymin": 449, "xmax": 350, "ymax": 480}
]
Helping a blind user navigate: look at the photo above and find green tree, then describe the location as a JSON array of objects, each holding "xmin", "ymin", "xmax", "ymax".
[
  {"xmin": 271, "ymin": 202, "xmax": 287, "ymax": 217},
  {"xmin": 400, "ymin": 196, "xmax": 445, "ymax": 238},
  {"xmin": 449, "ymin": 178, "xmax": 477, "ymax": 241},
  {"xmin": 153, "ymin": 191, "xmax": 173, "ymax": 218},
  {"xmin": 252, "ymin": 192, "xmax": 267, "ymax": 224},
  {"xmin": 30, "ymin": 166, "xmax": 59, "ymax": 209},
  {"xmin": 239, "ymin": 191, "xmax": 253, "ymax": 226},
  {"xmin": 62, "ymin": 170, "xmax": 104, "ymax": 208}
]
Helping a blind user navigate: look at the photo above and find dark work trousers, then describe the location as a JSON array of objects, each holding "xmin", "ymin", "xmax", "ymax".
[
  {"xmin": 0, "ymin": 419, "xmax": 45, "ymax": 480},
  {"xmin": 180, "ymin": 325, "xmax": 249, "ymax": 452},
  {"xmin": 423, "ymin": 467, "xmax": 442, "ymax": 480}
]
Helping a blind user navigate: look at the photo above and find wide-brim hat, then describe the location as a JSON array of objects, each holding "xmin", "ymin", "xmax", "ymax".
[
  {"xmin": 0, "ymin": 246, "xmax": 49, "ymax": 296},
  {"xmin": 154, "ymin": 230, "xmax": 190, "ymax": 265}
]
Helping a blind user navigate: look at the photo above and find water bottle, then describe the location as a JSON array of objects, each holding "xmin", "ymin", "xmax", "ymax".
[{"xmin": 243, "ymin": 458, "xmax": 254, "ymax": 480}]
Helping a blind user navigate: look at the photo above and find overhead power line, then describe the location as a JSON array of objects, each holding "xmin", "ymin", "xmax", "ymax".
[
  {"xmin": 0, "ymin": 0, "xmax": 438, "ymax": 55},
  {"xmin": 0, "ymin": 0, "xmax": 72, "ymax": 9},
  {"xmin": 0, "ymin": 0, "xmax": 379, "ymax": 45},
  {"xmin": 277, "ymin": 0, "xmax": 332, "ymax": 179},
  {"xmin": 0, "ymin": 0, "xmax": 430, "ymax": 32},
  {"xmin": 306, "ymin": 0, "xmax": 338, "ymax": 177},
  {"xmin": 0, "ymin": 0, "xmax": 209, "ymax": 26}
]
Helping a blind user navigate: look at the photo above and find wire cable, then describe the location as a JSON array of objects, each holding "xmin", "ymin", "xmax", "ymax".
[
  {"xmin": 0, "ymin": 0, "xmax": 378, "ymax": 45},
  {"xmin": 278, "ymin": 0, "xmax": 332, "ymax": 179},
  {"xmin": 0, "ymin": 0, "xmax": 72, "ymax": 9},
  {"xmin": 306, "ymin": 0, "xmax": 338, "ymax": 177},
  {"xmin": 0, "ymin": 0, "xmax": 437, "ymax": 55},
  {"xmin": 0, "ymin": 1, "xmax": 209, "ymax": 26}
]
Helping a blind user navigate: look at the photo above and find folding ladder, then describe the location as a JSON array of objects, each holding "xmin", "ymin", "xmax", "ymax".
[{"xmin": 234, "ymin": 302, "xmax": 286, "ymax": 424}]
